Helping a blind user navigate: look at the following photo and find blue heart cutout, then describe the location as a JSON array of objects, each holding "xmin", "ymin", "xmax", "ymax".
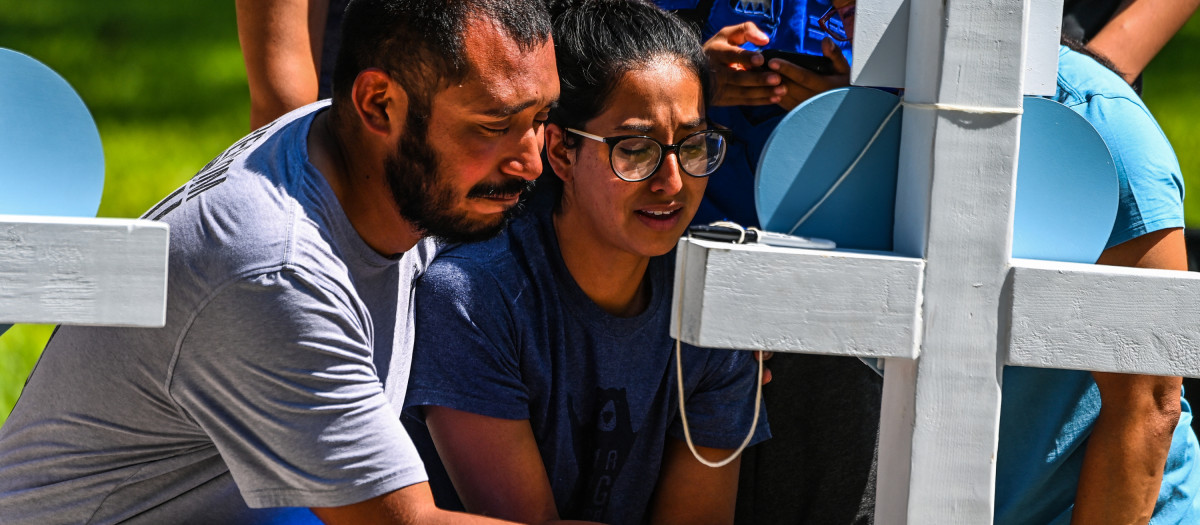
[{"xmin": 0, "ymin": 48, "xmax": 105, "ymax": 218}]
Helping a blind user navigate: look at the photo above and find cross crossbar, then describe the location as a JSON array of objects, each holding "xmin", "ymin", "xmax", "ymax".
[
  {"xmin": 671, "ymin": 239, "xmax": 923, "ymax": 358},
  {"xmin": 0, "ymin": 215, "xmax": 169, "ymax": 327},
  {"xmin": 1006, "ymin": 259, "xmax": 1200, "ymax": 376}
]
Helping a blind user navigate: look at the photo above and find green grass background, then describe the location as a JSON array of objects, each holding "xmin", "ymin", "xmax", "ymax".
[
  {"xmin": 1, "ymin": 4, "xmax": 1199, "ymax": 423},
  {"xmin": 0, "ymin": 1, "xmax": 250, "ymax": 422}
]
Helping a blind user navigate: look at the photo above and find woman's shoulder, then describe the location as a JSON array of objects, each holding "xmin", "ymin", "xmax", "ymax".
[{"xmin": 419, "ymin": 211, "xmax": 550, "ymax": 302}]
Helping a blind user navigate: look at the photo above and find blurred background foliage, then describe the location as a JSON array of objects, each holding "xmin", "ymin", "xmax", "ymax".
[
  {"xmin": 1, "ymin": 2, "xmax": 1199, "ymax": 423},
  {"xmin": 0, "ymin": 0, "xmax": 249, "ymax": 421}
]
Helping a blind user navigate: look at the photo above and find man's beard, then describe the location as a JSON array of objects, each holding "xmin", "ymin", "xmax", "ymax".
[{"xmin": 385, "ymin": 122, "xmax": 534, "ymax": 244}]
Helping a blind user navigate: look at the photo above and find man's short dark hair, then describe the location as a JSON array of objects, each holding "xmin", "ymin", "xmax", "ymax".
[{"xmin": 331, "ymin": 0, "xmax": 552, "ymax": 125}]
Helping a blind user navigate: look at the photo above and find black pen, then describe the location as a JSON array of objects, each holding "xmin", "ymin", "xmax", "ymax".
[{"xmin": 687, "ymin": 224, "xmax": 836, "ymax": 250}]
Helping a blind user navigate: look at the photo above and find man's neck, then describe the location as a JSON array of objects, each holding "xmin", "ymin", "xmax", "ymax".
[
  {"xmin": 553, "ymin": 210, "xmax": 652, "ymax": 318},
  {"xmin": 308, "ymin": 110, "xmax": 423, "ymax": 256}
]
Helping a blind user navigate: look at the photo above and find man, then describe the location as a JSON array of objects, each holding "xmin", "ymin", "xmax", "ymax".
[{"xmin": 0, "ymin": 0, "xmax": 557, "ymax": 523}]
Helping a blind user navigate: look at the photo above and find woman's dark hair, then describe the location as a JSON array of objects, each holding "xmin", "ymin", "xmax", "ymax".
[{"xmin": 548, "ymin": 0, "xmax": 711, "ymax": 142}]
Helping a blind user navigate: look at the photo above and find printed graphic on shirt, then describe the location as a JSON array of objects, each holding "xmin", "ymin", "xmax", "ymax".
[
  {"xmin": 144, "ymin": 123, "xmax": 275, "ymax": 221},
  {"xmin": 567, "ymin": 387, "xmax": 638, "ymax": 521}
]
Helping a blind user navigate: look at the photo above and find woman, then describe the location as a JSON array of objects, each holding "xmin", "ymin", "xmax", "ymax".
[{"xmin": 404, "ymin": 1, "xmax": 769, "ymax": 523}]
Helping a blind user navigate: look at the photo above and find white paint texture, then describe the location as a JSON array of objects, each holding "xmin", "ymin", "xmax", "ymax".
[
  {"xmin": 881, "ymin": 0, "xmax": 1029, "ymax": 518},
  {"xmin": 852, "ymin": 0, "xmax": 1062, "ymax": 95},
  {"xmin": 671, "ymin": 239, "xmax": 924, "ymax": 357},
  {"xmin": 0, "ymin": 215, "xmax": 169, "ymax": 327},
  {"xmin": 850, "ymin": 0, "xmax": 909, "ymax": 88},
  {"xmin": 1006, "ymin": 259, "xmax": 1200, "ymax": 377},
  {"xmin": 1025, "ymin": 0, "xmax": 1065, "ymax": 96}
]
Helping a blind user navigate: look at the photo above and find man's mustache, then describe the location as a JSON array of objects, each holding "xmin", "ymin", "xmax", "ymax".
[{"xmin": 466, "ymin": 178, "xmax": 536, "ymax": 198}]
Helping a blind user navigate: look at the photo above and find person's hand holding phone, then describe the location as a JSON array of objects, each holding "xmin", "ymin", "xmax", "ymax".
[
  {"xmin": 702, "ymin": 22, "xmax": 787, "ymax": 107},
  {"xmin": 768, "ymin": 37, "xmax": 851, "ymax": 110}
]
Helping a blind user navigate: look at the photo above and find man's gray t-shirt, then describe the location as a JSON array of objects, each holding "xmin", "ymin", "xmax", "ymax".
[{"xmin": 0, "ymin": 102, "xmax": 433, "ymax": 524}]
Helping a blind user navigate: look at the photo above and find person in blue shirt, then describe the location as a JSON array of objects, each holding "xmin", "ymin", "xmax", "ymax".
[
  {"xmin": 404, "ymin": 1, "xmax": 770, "ymax": 523},
  {"xmin": 993, "ymin": 40, "xmax": 1199, "ymax": 525}
]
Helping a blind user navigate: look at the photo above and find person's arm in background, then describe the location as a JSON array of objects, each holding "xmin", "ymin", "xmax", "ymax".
[
  {"xmin": 236, "ymin": 0, "xmax": 327, "ymax": 130},
  {"xmin": 701, "ymin": 22, "xmax": 785, "ymax": 107},
  {"xmin": 1086, "ymin": 0, "xmax": 1200, "ymax": 83},
  {"xmin": 768, "ymin": 37, "xmax": 851, "ymax": 111},
  {"xmin": 1073, "ymin": 227, "xmax": 1187, "ymax": 524},
  {"xmin": 646, "ymin": 440, "xmax": 742, "ymax": 525},
  {"xmin": 701, "ymin": 22, "xmax": 853, "ymax": 111}
]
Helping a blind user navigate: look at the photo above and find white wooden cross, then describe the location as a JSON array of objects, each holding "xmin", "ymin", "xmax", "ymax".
[{"xmin": 671, "ymin": 0, "xmax": 1200, "ymax": 522}]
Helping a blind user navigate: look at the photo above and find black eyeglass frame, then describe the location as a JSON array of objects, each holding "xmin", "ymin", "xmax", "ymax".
[{"xmin": 565, "ymin": 127, "xmax": 733, "ymax": 182}]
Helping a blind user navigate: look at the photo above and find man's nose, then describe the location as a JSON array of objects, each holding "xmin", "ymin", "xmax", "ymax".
[{"xmin": 500, "ymin": 125, "xmax": 544, "ymax": 181}]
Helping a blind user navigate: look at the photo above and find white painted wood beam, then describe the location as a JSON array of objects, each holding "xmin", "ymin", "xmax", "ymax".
[
  {"xmin": 669, "ymin": 238, "xmax": 924, "ymax": 358},
  {"xmin": 877, "ymin": 0, "xmax": 1030, "ymax": 522},
  {"xmin": 1025, "ymin": 0, "xmax": 1065, "ymax": 96},
  {"xmin": 851, "ymin": 0, "xmax": 909, "ymax": 88},
  {"xmin": 0, "ymin": 215, "xmax": 169, "ymax": 327},
  {"xmin": 1005, "ymin": 259, "xmax": 1200, "ymax": 377},
  {"xmin": 853, "ymin": 0, "xmax": 1063, "ymax": 95}
]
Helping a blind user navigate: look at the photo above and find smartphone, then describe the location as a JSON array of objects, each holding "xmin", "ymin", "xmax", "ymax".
[{"xmin": 760, "ymin": 49, "xmax": 835, "ymax": 75}]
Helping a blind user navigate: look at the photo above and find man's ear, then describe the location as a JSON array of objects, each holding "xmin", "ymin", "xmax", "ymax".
[
  {"xmin": 545, "ymin": 123, "xmax": 575, "ymax": 183},
  {"xmin": 351, "ymin": 69, "xmax": 407, "ymax": 137}
]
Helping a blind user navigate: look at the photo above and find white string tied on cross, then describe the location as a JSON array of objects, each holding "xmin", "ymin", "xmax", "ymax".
[
  {"xmin": 787, "ymin": 98, "xmax": 1024, "ymax": 236},
  {"xmin": 675, "ymin": 229, "xmax": 765, "ymax": 468}
]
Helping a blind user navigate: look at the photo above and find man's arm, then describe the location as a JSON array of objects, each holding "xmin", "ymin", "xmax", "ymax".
[
  {"xmin": 235, "ymin": 0, "xmax": 326, "ymax": 129},
  {"xmin": 647, "ymin": 439, "xmax": 742, "ymax": 525},
  {"xmin": 1086, "ymin": 0, "xmax": 1200, "ymax": 83},
  {"xmin": 1073, "ymin": 227, "xmax": 1186, "ymax": 524},
  {"xmin": 311, "ymin": 482, "xmax": 518, "ymax": 525},
  {"xmin": 423, "ymin": 406, "xmax": 600, "ymax": 525}
]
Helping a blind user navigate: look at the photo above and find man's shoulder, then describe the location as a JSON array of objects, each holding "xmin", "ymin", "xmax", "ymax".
[
  {"xmin": 145, "ymin": 103, "xmax": 326, "ymax": 223},
  {"xmin": 152, "ymin": 103, "xmax": 367, "ymax": 300}
]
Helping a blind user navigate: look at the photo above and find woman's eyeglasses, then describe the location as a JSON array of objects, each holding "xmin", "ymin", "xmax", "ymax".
[
  {"xmin": 819, "ymin": 4, "xmax": 855, "ymax": 42},
  {"xmin": 565, "ymin": 128, "xmax": 731, "ymax": 182}
]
